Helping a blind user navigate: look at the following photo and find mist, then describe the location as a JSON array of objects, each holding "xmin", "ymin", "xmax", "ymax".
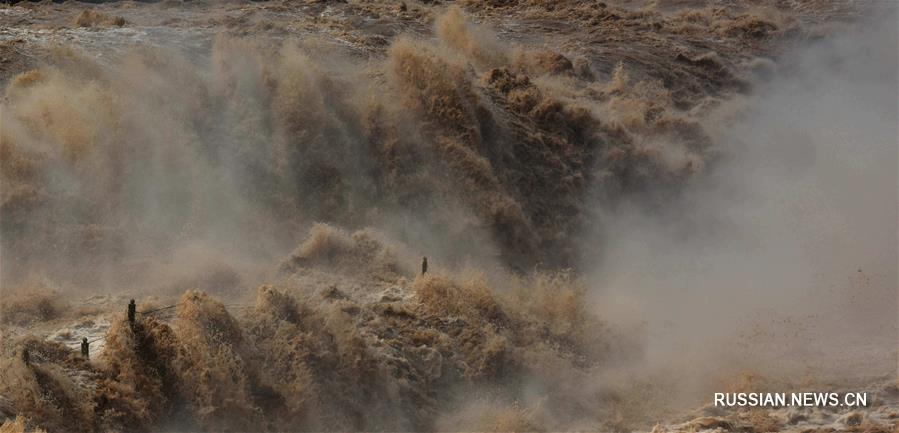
[
  {"xmin": 586, "ymin": 6, "xmax": 897, "ymax": 388},
  {"xmin": 1, "ymin": 2, "xmax": 896, "ymax": 432}
]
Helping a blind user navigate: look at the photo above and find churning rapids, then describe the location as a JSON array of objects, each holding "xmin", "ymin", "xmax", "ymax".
[{"xmin": 0, "ymin": 1, "xmax": 896, "ymax": 432}]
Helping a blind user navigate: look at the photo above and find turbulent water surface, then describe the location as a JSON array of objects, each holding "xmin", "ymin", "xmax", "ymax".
[{"xmin": 0, "ymin": 1, "xmax": 896, "ymax": 432}]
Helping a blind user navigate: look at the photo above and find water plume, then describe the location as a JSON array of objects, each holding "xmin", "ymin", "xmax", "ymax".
[{"xmin": 2, "ymin": 2, "xmax": 892, "ymax": 431}]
